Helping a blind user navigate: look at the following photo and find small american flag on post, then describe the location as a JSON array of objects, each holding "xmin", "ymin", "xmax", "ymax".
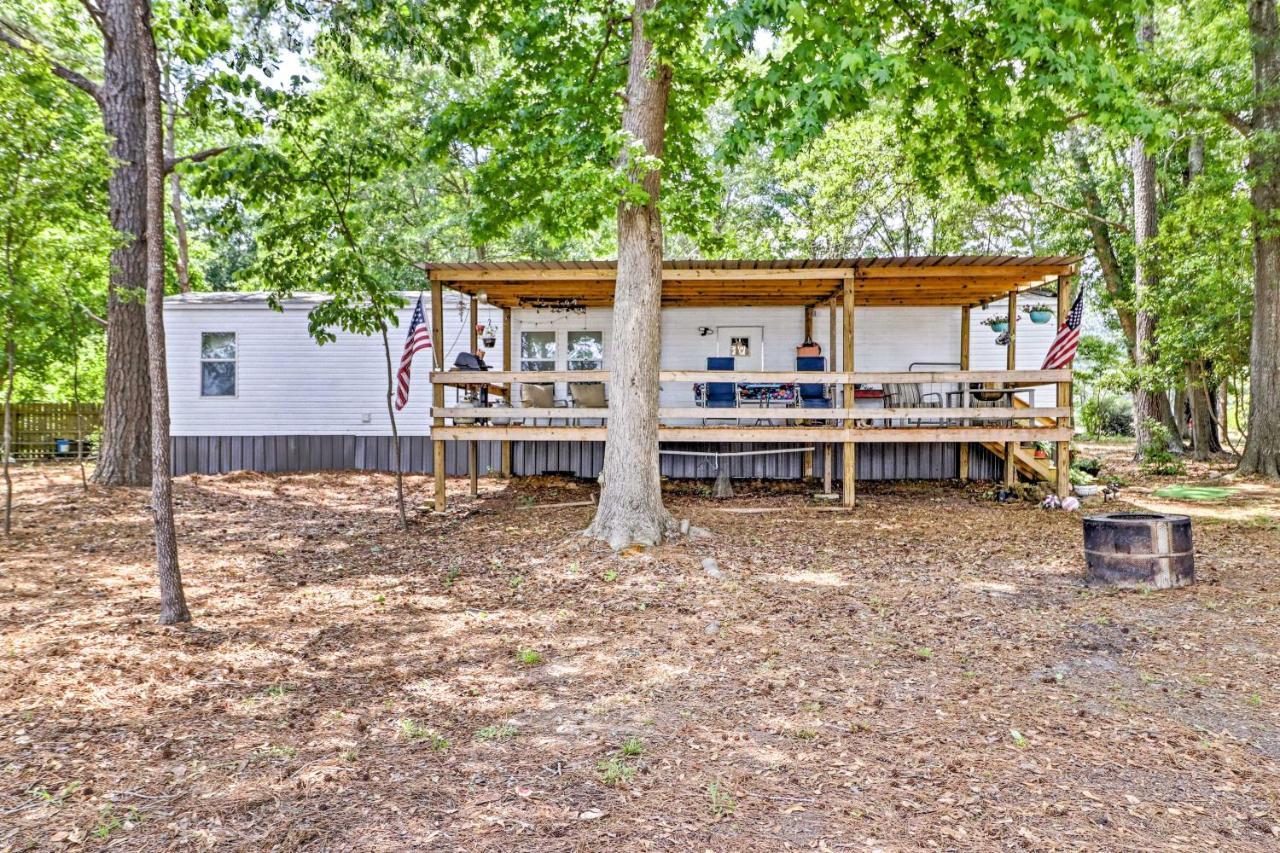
[
  {"xmin": 1041, "ymin": 287, "xmax": 1085, "ymax": 370},
  {"xmin": 394, "ymin": 294, "xmax": 432, "ymax": 410}
]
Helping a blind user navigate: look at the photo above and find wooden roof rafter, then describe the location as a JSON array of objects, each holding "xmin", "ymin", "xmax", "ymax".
[{"xmin": 419, "ymin": 255, "xmax": 1079, "ymax": 309}]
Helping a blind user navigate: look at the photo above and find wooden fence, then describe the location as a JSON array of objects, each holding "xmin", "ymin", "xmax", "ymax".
[{"xmin": 8, "ymin": 403, "xmax": 102, "ymax": 461}]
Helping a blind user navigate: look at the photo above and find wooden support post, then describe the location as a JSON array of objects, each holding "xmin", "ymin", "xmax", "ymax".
[
  {"xmin": 468, "ymin": 296, "xmax": 479, "ymax": 497},
  {"xmin": 823, "ymin": 299, "xmax": 836, "ymax": 494},
  {"xmin": 1055, "ymin": 276, "xmax": 1073, "ymax": 498},
  {"xmin": 842, "ymin": 280, "xmax": 856, "ymax": 507},
  {"xmin": 958, "ymin": 305, "xmax": 971, "ymax": 481},
  {"xmin": 801, "ymin": 305, "xmax": 814, "ymax": 479},
  {"xmin": 501, "ymin": 307, "xmax": 512, "ymax": 478},
  {"xmin": 432, "ymin": 280, "xmax": 447, "ymax": 511},
  {"xmin": 1004, "ymin": 290, "xmax": 1018, "ymax": 486}
]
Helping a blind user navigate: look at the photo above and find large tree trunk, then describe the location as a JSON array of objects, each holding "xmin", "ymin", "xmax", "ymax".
[
  {"xmin": 93, "ymin": 0, "xmax": 153, "ymax": 487},
  {"xmin": 137, "ymin": 0, "xmax": 189, "ymax": 624},
  {"xmin": 584, "ymin": 0, "xmax": 674, "ymax": 549},
  {"xmin": 1187, "ymin": 361, "xmax": 1215, "ymax": 460},
  {"xmin": 1129, "ymin": 31, "xmax": 1181, "ymax": 457},
  {"xmin": 1069, "ymin": 133, "xmax": 1137, "ymax": 359},
  {"xmin": 1240, "ymin": 0, "xmax": 1280, "ymax": 478},
  {"xmin": 3, "ymin": 332, "xmax": 13, "ymax": 537}
]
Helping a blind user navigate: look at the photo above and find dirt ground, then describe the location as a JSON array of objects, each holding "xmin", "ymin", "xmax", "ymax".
[{"xmin": 2, "ymin": 452, "xmax": 1279, "ymax": 851}]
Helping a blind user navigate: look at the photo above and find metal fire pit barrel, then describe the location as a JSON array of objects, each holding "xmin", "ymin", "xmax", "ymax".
[{"xmin": 1083, "ymin": 512, "xmax": 1194, "ymax": 589}]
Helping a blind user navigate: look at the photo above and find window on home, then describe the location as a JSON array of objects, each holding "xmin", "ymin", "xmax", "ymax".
[
  {"xmin": 567, "ymin": 331, "xmax": 604, "ymax": 370},
  {"xmin": 201, "ymin": 332, "xmax": 237, "ymax": 396},
  {"xmin": 520, "ymin": 331, "xmax": 556, "ymax": 371}
]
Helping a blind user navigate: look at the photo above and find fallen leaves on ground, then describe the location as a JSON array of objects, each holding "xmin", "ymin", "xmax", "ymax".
[{"xmin": 1, "ymin": 458, "xmax": 1278, "ymax": 851}]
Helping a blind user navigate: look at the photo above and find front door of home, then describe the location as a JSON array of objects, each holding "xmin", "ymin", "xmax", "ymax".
[{"xmin": 717, "ymin": 325, "xmax": 764, "ymax": 371}]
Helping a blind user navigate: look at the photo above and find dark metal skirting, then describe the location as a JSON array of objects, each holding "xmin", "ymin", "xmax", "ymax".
[{"xmin": 171, "ymin": 436, "xmax": 1001, "ymax": 481}]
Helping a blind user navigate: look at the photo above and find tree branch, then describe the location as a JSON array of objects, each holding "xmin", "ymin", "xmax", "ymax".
[
  {"xmin": 1219, "ymin": 110, "xmax": 1251, "ymax": 137},
  {"xmin": 1029, "ymin": 191, "xmax": 1131, "ymax": 234},
  {"xmin": 164, "ymin": 146, "xmax": 230, "ymax": 173},
  {"xmin": 76, "ymin": 0, "xmax": 105, "ymax": 36},
  {"xmin": 74, "ymin": 300, "xmax": 107, "ymax": 328},
  {"xmin": 0, "ymin": 20, "xmax": 102, "ymax": 104}
]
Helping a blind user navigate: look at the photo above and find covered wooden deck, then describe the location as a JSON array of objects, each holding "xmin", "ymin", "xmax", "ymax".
[{"xmin": 419, "ymin": 256, "xmax": 1079, "ymax": 510}]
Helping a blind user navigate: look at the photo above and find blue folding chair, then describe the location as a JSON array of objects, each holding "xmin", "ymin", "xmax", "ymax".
[
  {"xmin": 703, "ymin": 356, "xmax": 737, "ymax": 422},
  {"xmin": 796, "ymin": 356, "xmax": 832, "ymax": 409}
]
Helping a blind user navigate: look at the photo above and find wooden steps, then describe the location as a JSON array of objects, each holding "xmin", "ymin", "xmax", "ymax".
[{"xmin": 981, "ymin": 440, "xmax": 1056, "ymax": 482}]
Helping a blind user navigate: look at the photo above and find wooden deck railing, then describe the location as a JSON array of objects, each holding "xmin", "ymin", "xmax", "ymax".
[{"xmin": 427, "ymin": 369, "xmax": 1072, "ymax": 444}]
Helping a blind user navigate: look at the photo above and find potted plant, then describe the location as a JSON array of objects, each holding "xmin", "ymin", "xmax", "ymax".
[
  {"xmin": 480, "ymin": 323, "xmax": 497, "ymax": 348},
  {"xmin": 1024, "ymin": 303, "xmax": 1053, "ymax": 324},
  {"xmin": 981, "ymin": 315, "xmax": 1009, "ymax": 333}
]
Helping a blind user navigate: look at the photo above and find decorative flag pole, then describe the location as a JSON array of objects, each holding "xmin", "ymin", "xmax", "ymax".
[
  {"xmin": 1041, "ymin": 287, "xmax": 1085, "ymax": 370},
  {"xmin": 395, "ymin": 293, "xmax": 433, "ymax": 410}
]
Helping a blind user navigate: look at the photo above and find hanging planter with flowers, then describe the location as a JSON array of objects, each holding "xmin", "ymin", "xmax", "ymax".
[
  {"xmin": 981, "ymin": 315, "xmax": 1009, "ymax": 334},
  {"xmin": 1023, "ymin": 303, "xmax": 1054, "ymax": 324}
]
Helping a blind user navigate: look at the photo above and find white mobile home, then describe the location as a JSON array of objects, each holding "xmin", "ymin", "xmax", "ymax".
[{"xmin": 164, "ymin": 256, "xmax": 1076, "ymax": 498}]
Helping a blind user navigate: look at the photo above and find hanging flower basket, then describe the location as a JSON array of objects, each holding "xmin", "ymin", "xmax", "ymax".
[
  {"xmin": 1024, "ymin": 303, "xmax": 1054, "ymax": 324},
  {"xmin": 982, "ymin": 315, "xmax": 1009, "ymax": 334}
]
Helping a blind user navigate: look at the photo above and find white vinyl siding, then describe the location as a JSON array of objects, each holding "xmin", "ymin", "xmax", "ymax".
[{"xmin": 166, "ymin": 294, "xmax": 1059, "ymax": 437}]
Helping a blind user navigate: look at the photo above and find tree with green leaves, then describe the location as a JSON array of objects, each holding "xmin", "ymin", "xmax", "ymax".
[
  {"xmin": 427, "ymin": 0, "xmax": 1147, "ymax": 547},
  {"xmin": 1239, "ymin": 0, "xmax": 1280, "ymax": 477},
  {"xmin": 1, "ymin": 44, "xmax": 111, "ymax": 533},
  {"xmin": 1, "ymin": 0, "xmax": 236, "ymax": 487}
]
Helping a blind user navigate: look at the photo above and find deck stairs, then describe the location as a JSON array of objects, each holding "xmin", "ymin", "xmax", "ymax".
[{"xmin": 978, "ymin": 397, "xmax": 1059, "ymax": 483}]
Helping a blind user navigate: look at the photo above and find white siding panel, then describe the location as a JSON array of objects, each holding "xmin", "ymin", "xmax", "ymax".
[
  {"xmin": 165, "ymin": 292, "xmax": 470, "ymax": 436},
  {"xmin": 166, "ymin": 294, "xmax": 1059, "ymax": 437}
]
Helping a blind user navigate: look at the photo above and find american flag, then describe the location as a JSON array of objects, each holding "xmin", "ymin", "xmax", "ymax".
[
  {"xmin": 394, "ymin": 294, "xmax": 432, "ymax": 411},
  {"xmin": 1041, "ymin": 288, "xmax": 1085, "ymax": 370}
]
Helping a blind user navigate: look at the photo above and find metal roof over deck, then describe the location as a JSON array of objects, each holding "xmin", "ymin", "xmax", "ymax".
[{"xmin": 420, "ymin": 255, "xmax": 1079, "ymax": 308}]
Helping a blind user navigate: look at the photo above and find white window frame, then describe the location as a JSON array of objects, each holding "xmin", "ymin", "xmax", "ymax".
[
  {"xmin": 566, "ymin": 330, "xmax": 605, "ymax": 371},
  {"xmin": 519, "ymin": 330, "xmax": 557, "ymax": 372},
  {"xmin": 200, "ymin": 331, "xmax": 238, "ymax": 398}
]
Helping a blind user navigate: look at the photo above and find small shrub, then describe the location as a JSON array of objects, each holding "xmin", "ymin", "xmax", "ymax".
[
  {"xmin": 620, "ymin": 736, "xmax": 644, "ymax": 756},
  {"xmin": 1079, "ymin": 394, "xmax": 1134, "ymax": 437},
  {"xmin": 1072, "ymin": 456, "xmax": 1102, "ymax": 477},
  {"xmin": 1069, "ymin": 467, "xmax": 1096, "ymax": 486},
  {"xmin": 707, "ymin": 780, "xmax": 736, "ymax": 816},
  {"xmin": 475, "ymin": 724, "xmax": 519, "ymax": 742},
  {"xmin": 597, "ymin": 757, "xmax": 636, "ymax": 786},
  {"xmin": 515, "ymin": 648, "xmax": 544, "ymax": 666},
  {"xmin": 1139, "ymin": 419, "xmax": 1186, "ymax": 476},
  {"xmin": 399, "ymin": 719, "xmax": 450, "ymax": 750}
]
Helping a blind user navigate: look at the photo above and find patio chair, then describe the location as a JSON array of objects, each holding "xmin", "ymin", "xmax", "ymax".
[
  {"xmin": 568, "ymin": 382, "xmax": 607, "ymax": 426},
  {"xmin": 703, "ymin": 356, "xmax": 738, "ymax": 424},
  {"xmin": 882, "ymin": 382, "xmax": 942, "ymax": 426},
  {"xmin": 796, "ymin": 356, "xmax": 832, "ymax": 409},
  {"xmin": 519, "ymin": 382, "xmax": 563, "ymax": 426}
]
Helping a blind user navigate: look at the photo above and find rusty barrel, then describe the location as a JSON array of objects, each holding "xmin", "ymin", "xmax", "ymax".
[{"xmin": 1083, "ymin": 512, "xmax": 1194, "ymax": 589}]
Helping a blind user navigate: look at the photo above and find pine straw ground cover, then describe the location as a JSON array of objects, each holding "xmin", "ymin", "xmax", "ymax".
[{"xmin": 1, "ymin": 462, "xmax": 1279, "ymax": 852}]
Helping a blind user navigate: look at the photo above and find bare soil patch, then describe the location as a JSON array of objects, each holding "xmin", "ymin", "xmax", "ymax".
[{"xmin": 2, "ymin": 463, "xmax": 1279, "ymax": 851}]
